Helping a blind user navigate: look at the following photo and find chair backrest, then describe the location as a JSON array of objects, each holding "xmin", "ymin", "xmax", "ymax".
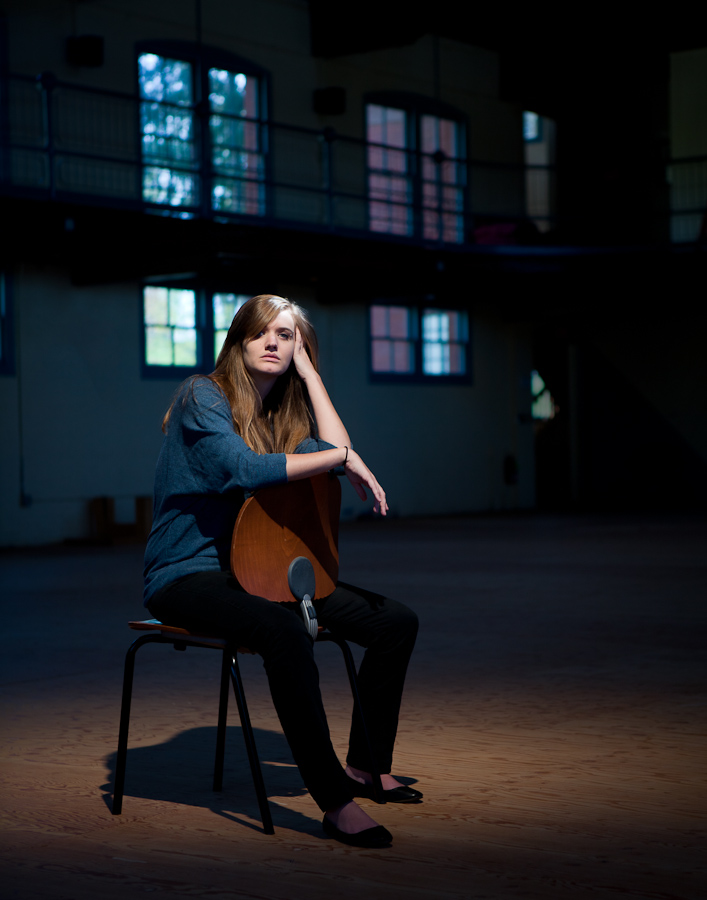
[{"xmin": 230, "ymin": 473, "xmax": 341, "ymax": 604}]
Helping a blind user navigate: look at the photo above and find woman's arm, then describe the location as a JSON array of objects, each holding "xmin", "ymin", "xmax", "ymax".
[
  {"xmin": 286, "ymin": 446, "xmax": 388, "ymax": 516},
  {"xmin": 292, "ymin": 327, "xmax": 351, "ymax": 448}
]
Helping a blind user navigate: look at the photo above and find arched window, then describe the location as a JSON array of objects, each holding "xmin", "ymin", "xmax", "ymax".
[
  {"xmin": 137, "ymin": 42, "xmax": 268, "ymax": 218},
  {"xmin": 365, "ymin": 93, "xmax": 467, "ymax": 243}
]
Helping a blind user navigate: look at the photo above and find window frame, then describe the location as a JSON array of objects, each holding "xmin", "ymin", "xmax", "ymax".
[
  {"xmin": 140, "ymin": 281, "xmax": 252, "ymax": 379},
  {"xmin": 365, "ymin": 92, "xmax": 468, "ymax": 245},
  {"xmin": 136, "ymin": 40, "xmax": 271, "ymax": 220},
  {"xmin": 368, "ymin": 302, "xmax": 472, "ymax": 385}
]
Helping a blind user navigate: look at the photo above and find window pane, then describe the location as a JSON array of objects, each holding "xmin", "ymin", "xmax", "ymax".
[
  {"xmin": 367, "ymin": 104, "xmax": 412, "ymax": 237},
  {"xmin": 145, "ymin": 325, "xmax": 173, "ymax": 365},
  {"xmin": 213, "ymin": 293, "xmax": 248, "ymax": 358},
  {"xmin": 421, "ymin": 115, "xmax": 463, "ymax": 243},
  {"xmin": 212, "ymin": 176, "xmax": 265, "ymax": 215},
  {"xmin": 144, "ymin": 286, "xmax": 168, "ymax": 325},
  {"xmin": 144, "ymin": 287, "xmax": 197, "ymax": 367},
  {"xmin": 422, "ymin": 311, "xmax": 443, "ymax": 342},
  {"xmin": 438, "ymin": 119, "xmax": 457, "ymax": 156},
  {"xmin": 372, "ymin": 338, "xmax": 392, "ymax": 372},
  {"xmin": 211, "ymin": 123, "xmax": 262, "ymax": 168},
  {"xmin": 449, "ymin": 343, "xmax": 465, "ymax": 374},
  {"xmin": 169, "ymin": 289, "xmax": 196, "ymax": 327},
  {"xmin": 209, "ymin": 69, "xmax": 258, "ymax": 118},
  {"xmin": 372, "ymin": 338, "xmax": 414, "ymax": 373},
  {"xmin": 208, "ymin": 69, "xmax": 264, "ymax": 217},
  {"xmin": 139, "ymin": 54, "xmax": 197, "ymax": 210},
  {"xmin": 370, "ymin": 305, "xmax": 415, "ymax": 374},
  {"xmin": 141, "ymin": 105, "xmax": 195, "ymax": 164},
  {"xmin": 384, "ymin": 108, "xmax": 406, "ymax": 148},
  {"xmin": 422, "ymin": 309, "xmax": 468, "ymax": 376},
  {"xmin": 213, "ymin": 293, "xmax": 248, "ymax": 330},
  {"xmin": 370, "ymin": 305, "xmax": 388, "ymax": 338},
  {"xmin": 173, "ymin": 328, "xmax": 197, "ymax": 365},
  {"xmin": 388, "ymin": 307, "xmax": 410, "ymax": 339},
  {"xmin": 421, "ymin": 115, "xmax": 437, "ymax": 153},
  {"xmin": 392, "ymin": 340, "xmax": 414, "ymax": 372},
  {"xmin": 141, "ymin": 164, "xmax": 197, "ymax": 209},
  {"xmin": 523, "ymin": 111, "xmax": 541, "ymax": 142},
  {"xmin": 423, "ymin": 341, "xmax": 448, "ymax": 375},
  {"xmin": 139, "ymin": 54, "xmax": 193, "ymax": 105}
]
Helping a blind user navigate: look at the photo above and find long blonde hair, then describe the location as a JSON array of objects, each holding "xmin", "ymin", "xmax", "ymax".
[{"xmin": 163, "ymin": 294, "xmax": 319, "ymax": 454}]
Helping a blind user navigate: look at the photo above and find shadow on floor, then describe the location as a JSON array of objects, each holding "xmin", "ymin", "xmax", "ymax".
[{"xmin": 101, "ymin": 723, "xmax": 329, "ymax": 836}]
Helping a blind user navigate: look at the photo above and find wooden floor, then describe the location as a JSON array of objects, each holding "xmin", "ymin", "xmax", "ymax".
[{"xmin": 1, "ymin": 513, "xmax": 705, "ymax": 899}]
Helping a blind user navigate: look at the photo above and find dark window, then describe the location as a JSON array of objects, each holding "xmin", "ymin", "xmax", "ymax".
[
  {"xmin": 370, "ymin": 304, "xmax": 470, "ymax": 382},
  {"xmin": 366, "ymin": 100, "xmax": 466, "ymax": 243}
]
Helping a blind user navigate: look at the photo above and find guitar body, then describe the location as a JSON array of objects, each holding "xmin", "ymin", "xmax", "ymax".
[{"xmin": 230, "ymin": 473, "xmax": 341, "ymax": 603}]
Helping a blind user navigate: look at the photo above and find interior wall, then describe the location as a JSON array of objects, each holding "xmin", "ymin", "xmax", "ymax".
[
  {"xmin": 308, "ymin": 298, "xmax": 535, "ymax": 519},
  {"xmin": 0, "ymin": 0, "xmax": 535, "ymax": 545},
  {"xmin": 0, "ymin": 266, "xmax": 179, "ymax": 544},
  {"xmin": 0, "ymin": 268, "xmax": 535, "ymax": 544}
]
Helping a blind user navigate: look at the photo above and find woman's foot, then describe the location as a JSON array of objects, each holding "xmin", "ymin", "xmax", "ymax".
[
  {"xmin": 346, "ymin": 765, "xmax": 405, "ymax": 791},
  {"xmin": 322, "ymin": 801, "xmax": 392, "ymax": 847},
  {"xmin": 345, "ymin": 765, "xmax": 423, "ymax": 803}
]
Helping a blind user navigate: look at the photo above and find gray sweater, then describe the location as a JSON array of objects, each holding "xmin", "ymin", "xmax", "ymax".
[{"xmin": 143, "ymin": 378, "xmax": 330, "ymax": 604}]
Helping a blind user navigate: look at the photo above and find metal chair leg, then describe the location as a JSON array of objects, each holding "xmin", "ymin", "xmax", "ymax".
[
  {"xmin": 213, "ymin": 648, "xmax": 231, "ymax": 792},
  {"xmin": 113, "ymin": 633, "xmax": 162, "ymax": 815},
  {"xmin": 113, "ymin": 628, "xmax": 376, "ymax": 830},
  {"xmin": 228, "ymin": 651, "xmax": 275, "ymax": 834},
  {"xmin": 113, "ymin": 634, "xmax": 274, "ymax": 833}
]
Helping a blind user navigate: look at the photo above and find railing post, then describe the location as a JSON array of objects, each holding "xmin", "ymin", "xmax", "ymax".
[
  {"xmin": 322, "ymin": 127, "xmax": 335, "ymax": 229},
  {"xmin": 36, "ymin": 71, "xmax": 56, "ymax": 200}
]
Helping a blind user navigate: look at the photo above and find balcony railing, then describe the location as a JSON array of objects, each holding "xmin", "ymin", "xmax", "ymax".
[{"xmin": 1, "ymin": 71, "xmax": 704, "ymax": 246}]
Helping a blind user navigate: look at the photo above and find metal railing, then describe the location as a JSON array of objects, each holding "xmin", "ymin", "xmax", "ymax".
[{"xmin": 2, "ymin": 71, "xmax": 703, "ymax": 245}]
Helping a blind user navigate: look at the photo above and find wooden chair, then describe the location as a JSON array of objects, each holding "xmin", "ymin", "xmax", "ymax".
[{"xmin": 112, "ymin": 473, "xmax": 382, "ymax": 833}]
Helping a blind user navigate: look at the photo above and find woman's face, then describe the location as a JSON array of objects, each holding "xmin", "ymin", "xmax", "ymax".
[{"xmin": 242, "ymin": 310, "xmax": 296, "ymax": 393}]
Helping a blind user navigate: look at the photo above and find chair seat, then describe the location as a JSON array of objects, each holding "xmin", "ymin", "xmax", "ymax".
[{"xmin": 129, "ymin": 618, "xmax": 322, "ymax": 650}]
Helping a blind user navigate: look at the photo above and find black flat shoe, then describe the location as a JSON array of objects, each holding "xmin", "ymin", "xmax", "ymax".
[
  {"xmin": 347, "ymin": 776, "xmax": 423, "ymax": 803},
  {"xmin": 322, "ymin": 816, "xmax": 392, "ymax": 848}
]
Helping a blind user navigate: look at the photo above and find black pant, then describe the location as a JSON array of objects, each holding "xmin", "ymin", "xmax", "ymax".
[{"xmin": 147, "ymin": 571, "xmax": 418, "ymax": 812}]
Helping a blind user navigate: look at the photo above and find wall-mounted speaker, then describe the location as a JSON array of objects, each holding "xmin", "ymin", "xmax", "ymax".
[
  {"xmin": 313, "ymin": 87, "xmax": 346, "ymax": 116},
  {"xmin": 66, "ymin": 35, "xmax": 104, "ymax": 67}
]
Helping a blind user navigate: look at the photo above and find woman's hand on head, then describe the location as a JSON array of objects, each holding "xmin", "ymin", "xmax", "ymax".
[
  {"xmin": 344, "ymin": 449, "xmax": 388, "ymax": 516},
  {"xmin": 292, "ymin": 326, "xmax": 318, "ymax": 382}
]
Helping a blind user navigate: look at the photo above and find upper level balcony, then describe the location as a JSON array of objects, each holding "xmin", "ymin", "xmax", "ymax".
[{"xmin": 1, "ymin": 69, "xmax": 704, "ymax": 289}]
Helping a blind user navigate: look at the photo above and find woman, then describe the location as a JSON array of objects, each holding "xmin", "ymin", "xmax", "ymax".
[{"xmin": 143, "ymin": 294, "xmax": 420, "ymax": 848}]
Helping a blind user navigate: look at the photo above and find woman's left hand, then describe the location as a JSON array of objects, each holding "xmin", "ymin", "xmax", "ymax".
[
  {"xmin": 292, "ymin": 327, "xmax": 317, "ymax": 381},
  {"xmin": 344, "ymin": 449, "xmax": 389, "ymax": 516}
]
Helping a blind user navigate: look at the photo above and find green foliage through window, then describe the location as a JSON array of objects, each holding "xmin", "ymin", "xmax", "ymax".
[
  {"xmin": 213, "ymin": 293, "xmax": 249, "ymax": 359},
  {"xmin": 143, "ymin": 287, "xmax": 251, "ymax": 373},
  {"xmin": 144, "ymin": 286, "xmax": 197, "ymax": 366},
  {"xmin": 138, "ymin": 52, "xmax": 265, "ymax": 216}
]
